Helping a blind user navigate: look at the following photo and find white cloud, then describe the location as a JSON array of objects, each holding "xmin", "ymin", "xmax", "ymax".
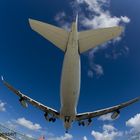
[
  {"xmin": 91, "ymin": 124, "xmax": 122, "ymax": 140},
  {"xmin": 126, "ymin": 113, "xmax": 140, "ymax": 130},
  {"xmin": 76, "ymin": 0, "xmax": 130, "ymax": 29},
  {"xmin": 87, "ymin": 49, "xmax": 104, "ymax": 78},
  {"xmin": 55, "ymin": 12, "xmax": 66, "ymax": 21},
  {"xmin": 105, "ymin": 46, "xmax": 129, "ymax": 60},
  {"xmin": 16, "ymin": 118, "xmax": 42, "ymax": 131},
  {"xmin": 125, "ymin": 113, "xmax": 140, "ymax": 139},
  {"xmin": 26, "ymin": 134, "xmax": 34, "ymax": 138},
  {"xmin": 48, "ymin": 133, "xmax": 73, "ymax": 140},
  {"xmin": 120, "ymin": 16, "xmax": 130, "ymax": 23},
  {"xmin": 0, "ymin": 100, "xmax": 6, "ymax": 112},
  {"xmin": 55, "ymin": 12, "xmax": 71, "ymax": 30},
  {"xmin": 98, "ymin": 113, "xmax": 113, "ymax": 121},
  {"xmin": 83, "ymin": 136, "xmax": 88, "ymax": 140}
]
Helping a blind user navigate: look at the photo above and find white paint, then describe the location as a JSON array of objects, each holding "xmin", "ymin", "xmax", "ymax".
[{"xmin": 60, "ymin": 17, "xmax": 80, "ymax": 130}]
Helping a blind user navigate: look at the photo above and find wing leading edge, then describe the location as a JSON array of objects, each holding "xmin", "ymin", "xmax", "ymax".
[
  {"xmin": 1, "ymin": 77, "xmax": 60, "ymax": 118},
  {"xmin": 76, "ymin": 96, "xmax": 140, "ymax": 121}
]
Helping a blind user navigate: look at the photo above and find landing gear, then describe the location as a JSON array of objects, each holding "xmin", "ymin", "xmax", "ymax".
[
  {"xmin": 65, "ymin": 130, "xmax": 68, "ymax": 133},
  {"xmin": 44, "ymin": 113, "xmax": 56, "ymax": 122},
  {"xmin": 49, "ymin": 118, "xmax": 56, "ymax": 122},
  {"xmin": 78, "ymin": 119, "xmax": 92, "ymax": 126},
  {"xmin": 78, "ymin": 121, "xmax": 85, "ymax": 126},
  {"xmin": 88, "ymin": 118, "xmax": 92, "ymax": 125},
  {"xmin": 64, "ymin": 116, "xmax": 70, "ymax": 123}
]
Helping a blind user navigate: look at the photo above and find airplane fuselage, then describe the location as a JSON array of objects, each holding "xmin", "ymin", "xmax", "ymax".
[{"xmin": 60, "ymin": 22, "xmax": 80, "ymax": 129}]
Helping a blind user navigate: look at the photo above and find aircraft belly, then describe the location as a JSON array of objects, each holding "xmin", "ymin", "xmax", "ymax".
[{"xmin": 60, "ymin": 49, "xmax": 81, "ymax": 117}]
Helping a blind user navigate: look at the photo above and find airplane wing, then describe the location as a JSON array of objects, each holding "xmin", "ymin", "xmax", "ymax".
[
  {"xmin": 78, "ymin": 26, "xmax": 123, "ymax": 53},
  {"xmin": 1, "ymin": 77, "xmax": 60, "ymax": 119},
  {"xmin": 76, "ymin": 97, "xmax": 140, "ymax": 121},
  {"xmin": 29, "ymin": 19, "xmax": 69, "ymax": 52}
]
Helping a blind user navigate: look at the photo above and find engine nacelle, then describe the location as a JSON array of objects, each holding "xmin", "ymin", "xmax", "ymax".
[
  {"xmin": 111, "ymin": 110, "xmax": 120, "ymax": 119},
  {"xmin": 19, "ymin": 98, "xmax": 28, "ymax": 108}
]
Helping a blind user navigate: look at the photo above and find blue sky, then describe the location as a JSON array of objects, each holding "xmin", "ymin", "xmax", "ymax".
[{"xmin": 0, "ymin": 0, "xmax": 140, "ymax": 139}]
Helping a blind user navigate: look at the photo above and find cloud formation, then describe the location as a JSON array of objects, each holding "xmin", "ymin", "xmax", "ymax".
[
  {"xmin": 55, "ymin": 12, "xmax": 71, "ymax": 30},
  {"xmin": 47, "ymin": 133, "xmax": 73, "ymax": 140},
  {"xmin": 98, "ymin": 113, "xmax": 113, "ymax": 121},
  {"xmin": 75, "ymin": 0, "xmax": 130, "ymax": 29},
  {"xmin": 86, "ymin": 113, "xmax": 140, "ymax": 140},
  {"xmin": 83, "ymin": 136, "xmax": 88, "ymax": 140},
  {"xmin": 91, "ymin": 124, "xmax": 122, "ymax": 140},
  {"xmin": 0, "ymin": 100, "xmax": 6, "ymax": 112},
  {"xmin": 16, "ymin": 117, "xmax": 42, "ymax": 131},
  {"xmin": 105, "ymin": 46, "xmax": 129, "ymax": 60},
  {"xmin": 87, "ymin": 49, "xmax": 104, "ymax": 78},
  {"xmin": 125, "ymin": 113, "xmax": 140, "ymax": 140}
]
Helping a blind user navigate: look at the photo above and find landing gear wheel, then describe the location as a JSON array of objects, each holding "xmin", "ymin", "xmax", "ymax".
[
  {"xmin": 82, "ymin": 121, "xmax": 85, "ymax": 126},
  {"xmin": 64, "ymin": 117, "xmax": 70, "ymax": 123},
  {"xmin": 52, "ymin": 118, "xmax": 56, "ymax": 122}
]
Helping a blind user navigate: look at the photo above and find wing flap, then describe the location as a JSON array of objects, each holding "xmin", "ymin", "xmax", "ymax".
[
  {"xmin": 76, "ymin": 97, "xmax": 140, "ymax": 121},
  {"xmin": 29, "ymin": 19, "xmax": 69, "ymax": 52},
  {"xmin": 78, "ymin": 26, "xmax": 123, "ymax": 53}
]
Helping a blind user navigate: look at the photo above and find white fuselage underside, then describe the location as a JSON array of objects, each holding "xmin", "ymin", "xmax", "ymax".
[{"xmin": 60, "ymin": 23, "xmax": 80, "ymax": 122}]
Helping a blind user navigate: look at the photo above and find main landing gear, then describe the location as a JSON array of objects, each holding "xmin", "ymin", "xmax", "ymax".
[
  {"xmin": 44, "ymin": 113, "xmax": 56, "ymax": 122},
  {"xmin": 64, "ymin": 116, "xmax": 71, "ymax": 123},
  {"xmin": 78, "ymin": 118, "xmax": 92, "ymax": 126}
]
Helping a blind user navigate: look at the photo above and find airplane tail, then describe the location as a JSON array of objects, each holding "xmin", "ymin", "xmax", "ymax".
[
  {"xmin": 29, "ymin": 18, "xmax": 123, "ymax": 53},
  {"xmin": 29, "ymin": 19, "xmax": 69, "ymax": 52}
]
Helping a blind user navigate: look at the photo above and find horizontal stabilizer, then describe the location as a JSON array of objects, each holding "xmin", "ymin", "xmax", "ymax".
[
  {"xmin": 78, "ymin": 26, "xmax": 123, "ymax": 53},
  {"xmin": 29, "ymin": 19, "xmax": 69, "ymax": 52}
]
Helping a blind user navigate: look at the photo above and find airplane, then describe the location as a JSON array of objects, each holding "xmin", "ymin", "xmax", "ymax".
[{"xmin": 2, "ymin": 15, "xmax": 140, "ymax": 133}]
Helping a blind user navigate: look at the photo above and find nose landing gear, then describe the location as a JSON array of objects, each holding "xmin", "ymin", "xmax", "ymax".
[
  {"xmin": 64, "ymin": 116, "xmax": 71, "ymax": 123},
  {"xmin": 64, "ymin": 116, "xmax": 72, "ymax": 133},
  {"xmin": 65, "ymin": 130, "xmax": 69, "ymax": 133}
]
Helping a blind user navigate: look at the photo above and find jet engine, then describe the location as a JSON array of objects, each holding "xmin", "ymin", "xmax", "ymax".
[
  {"xmin": 111, "ymin": 110, "xmax": 120, "ymax": 119},
  {"xmin": 19, "ymin": 98, "xmax": 28, "ymax": 108}
]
